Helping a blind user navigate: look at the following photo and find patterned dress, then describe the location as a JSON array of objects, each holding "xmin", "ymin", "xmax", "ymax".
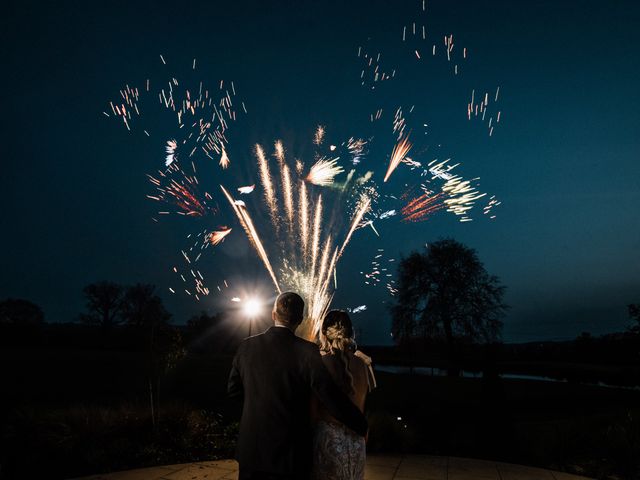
[
  {"xmin": 311, "ymin": 420, "xmax": 366, "ymax": 480},
  {"xmin": 310, "ymin": 350, "xmax": 376, "ymax": 480}
]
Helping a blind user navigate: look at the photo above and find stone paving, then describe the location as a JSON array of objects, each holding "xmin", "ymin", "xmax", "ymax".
[{"xmin": 74, "ymin": 455, "xmax": 592, "ymax": 480}]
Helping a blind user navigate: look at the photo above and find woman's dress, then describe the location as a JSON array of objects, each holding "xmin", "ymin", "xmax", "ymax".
[{"xmin": 310, "ymin": 350, "xmax": 376, "ymax": 480}]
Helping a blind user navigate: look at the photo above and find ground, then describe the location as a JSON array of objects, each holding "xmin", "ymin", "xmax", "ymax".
[{"xmin": 73, "ymin": 455, "xmax": 592, "ymax": 480}]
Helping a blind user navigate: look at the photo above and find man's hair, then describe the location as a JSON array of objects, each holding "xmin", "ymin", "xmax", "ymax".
[{"xmin": 273, "ymin": 292, "xmax": 304, "ymax": 326}]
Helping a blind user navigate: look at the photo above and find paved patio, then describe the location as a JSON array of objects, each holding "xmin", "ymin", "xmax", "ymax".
[{"xmin": 74, "ymin": 455, "xmax": 592, "ymax": 480}]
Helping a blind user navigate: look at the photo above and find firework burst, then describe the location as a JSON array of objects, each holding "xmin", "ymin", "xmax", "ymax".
[
  {"xmin": 165, "ymin": 139, "xmax": 178, "ymax": 167},
  {"xmin": 306, "ymin": 157, "xmax": 345, "ymax": 186},
  {"xmin": 146, "ymin": 162, "xmax": 212, "ymax": 216},
  {"xmin": 219, "ymin": 132, "xmax": 374, "ymax": 339},
  {"xmin": 401, "ymin": 191, "xmax": 446, "ymax": 222},
  {"xmin": 208, "ymin": 227, "xmax": 232, "ymax": 245},
  {"xmin": 105, "ymin": 3, "xmax": 505, "ymax": 326},
  {"xmin": 219, "ymin": 148, "xmax": 230, "ymax": 169},
  {"xmin": 384, "ymin": 135, "xmax": 412, "ymax": 182}
]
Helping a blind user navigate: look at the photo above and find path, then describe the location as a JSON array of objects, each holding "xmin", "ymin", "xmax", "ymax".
[{"xmin": 74, "ymin": 455, "xmax": 592, "ymax": 480}]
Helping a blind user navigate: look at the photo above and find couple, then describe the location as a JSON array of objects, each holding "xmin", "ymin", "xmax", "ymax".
[{"xmin": 228, "ymin": 292, "xmax": 376, "ymax": 480}]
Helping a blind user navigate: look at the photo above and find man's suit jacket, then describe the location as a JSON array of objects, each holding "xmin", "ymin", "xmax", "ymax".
[{"xmin": 228, "ymin": 326, "xmax": 368, "ymax": 477}]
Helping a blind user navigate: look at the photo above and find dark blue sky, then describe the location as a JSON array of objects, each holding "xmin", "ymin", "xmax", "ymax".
[{"xmin": 2, "ymin": 0, "xmax": 639, "ymax": 344}]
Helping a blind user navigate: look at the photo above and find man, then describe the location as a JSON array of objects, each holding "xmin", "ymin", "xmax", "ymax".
[{"xmin": 228, "ymin": 292, "xmax": 368, "ymax": 480}]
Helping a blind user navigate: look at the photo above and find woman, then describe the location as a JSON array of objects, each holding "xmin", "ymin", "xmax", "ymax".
[{"xmin": 311, "ymin": 310, "xmax": 377, "ymax": 480}]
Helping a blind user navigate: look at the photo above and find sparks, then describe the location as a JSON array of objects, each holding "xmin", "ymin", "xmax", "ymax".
[
  {"xmin": 208, "ymin": 227, "xmax": 232, "ymax": 245},
  {"xmin": 220, "ymin": 185, "xmax": 281, "ymax": 292},
  {"xmin": 306, "ymin": 157, "xmax": 344, "ymax": 186},
  {"xmin": 314, "ymin": 125, "xmax": 325, "ymax": 145},
  {"xmin": 219, "ymin": 148, "xmax": 230, "ymax": 169},
  {"xmin": 383, "ymin": 135, "xmax": 412, "ymax": 182},
  {"xmin": 351, "ymin": 305, "xmax": 367, "ymax": 314},
  {"xmin": 401, "ymin": 191, "xmax": 446, "ymax": 222},
  {"xmin": 165, "ymin": 139, "xmax": 178, "ymax": 166},
  {"xmin": 255, "ymin": 144, "xmax": 278, "ymax": 217}
]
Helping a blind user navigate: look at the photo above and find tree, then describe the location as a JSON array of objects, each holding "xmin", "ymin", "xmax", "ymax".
[
  {"xmin": 629, "ymin": 303, "xmax": 640, "ymax": 334},
  {"xmin": 391, "ymin": 239, "xmax": 507, "ymax": 375},
  {"xmin": 186, "ymin": 311, "xmax": 224, "ymax": 335},
  {"xmin": 121, "ymin": 283, "xmax": 179, "ymax": 428},
  {"xmin": 79, "ymin": 281, "xmax": 125, "ymax": 329},
  {"xmin": 0, "ymin": 299, "xmax": 44, "ymax": 325},
  {"xmin": 186, "ymin": 311, "xmax": 227, "ymax": 352},
  {"xmin": 121, "ymin": 283, "xmax": 171, "ymax": 329}
]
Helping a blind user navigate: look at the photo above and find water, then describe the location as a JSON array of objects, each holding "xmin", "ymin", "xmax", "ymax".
[{"xmin": 374, "ymin": 364, "xmax": 640, "ymax": 391}]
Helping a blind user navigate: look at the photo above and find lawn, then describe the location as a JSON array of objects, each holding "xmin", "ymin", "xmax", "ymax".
[{"xmin": 1, "ymin": 347, "xmax": 639, "ymax": 479}]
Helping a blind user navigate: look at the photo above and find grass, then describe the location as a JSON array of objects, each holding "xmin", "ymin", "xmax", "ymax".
[{"xmin": 1, "ymin": 347, "xmax": 639, "ymax": 479}]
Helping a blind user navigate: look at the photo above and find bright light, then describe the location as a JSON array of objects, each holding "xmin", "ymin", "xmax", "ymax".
[{"xmin": 242, "ymin": 298, "xmax": 262, "ymax": 318}]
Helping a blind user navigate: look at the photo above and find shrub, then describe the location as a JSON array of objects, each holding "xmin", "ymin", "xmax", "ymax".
[{"xmin": 0, "ymin": 401, "xmax": 237, "ymax": 480}]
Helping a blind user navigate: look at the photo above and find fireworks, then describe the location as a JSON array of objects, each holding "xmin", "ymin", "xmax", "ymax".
[
  {"xmin": 313, "ymin": 126, "xmax": 325, "ymax": 145},
  {"xmin": 282, "ymin": 163, "xmax": 294, "ymax": 225},
  {"xmin": 383, "ymin": 135, "xmax": 413, "ymax": 182},
  {"xmin": 107, "ymin": 68, "xmax": 241, "ymax": 165},
  {"xmin": 393, "ymin": 107, "xmax": 407, "ymax": 139},
  {"xmin": 338, "ymin": 194, "xmax": 371, "ymax": 259},
  {"xmin": 299, "ymin": 181, "xmax": 309, "ymax": 255},
  {"xmin": 467, "ymin": 87, "xmax": 502, "ymax": 136},
  {"xmin": 208, "ymin": 227, "xmax": 232, "ymax": 246},
  {"xmin": 146, "ymin": 163, "xmax": 212, "ymax": 216},
  {"xmin": 360, "ymin": 249, "xmax": 397, "ymax": 294},
  {"xmin": 483, "ymin": 195, "xmax": 501, "ymax": 219},
  {"xmin": 219, "ymin": 148, "xmax": 230, "ymax": 169},
  {"xmin": 275, "ymin": 140, "xmax": 285, "ymax": 166},
  {"xmin": 346, "ymin": 137, "xmax": 367, "ymax": 165},
  {"xmin": 105, "ymin": 0, "xmax": 505, "ymax": 331},
  {"xmin": 310, "ymin": 195, "xmax": 323, "ymax": 274},
  {"xmin": 442, "ymin": 175, "xmax": 486, "ymax": 219},
  {"xmin": 165, "ymin": 139, "xmax": 178, "ymax": 166},
  {"xmin": 357, "ymin": 45, "xmax": 396, "ymax": 89},
  {"xmin": 398, "ymin": 157, "xmax": 490, "ymax": 223},
  {"xmin": 220, "ymin": 185, "xmax": 282, "ymax": 293},
  {"xmin": 306, "ymin": 157, "xmax": 345, "ymax": 186},
  {"xmin": 169, "ymin": 236, "xmax": 212, "ymax": 301},
  {"xmin": 218, "ymin": 135, "xmax": 375, "ymax": 339},
  {"xmin": 256, "ymin": 144, "xmax": 278, "ymax": 218},
  {"xmin": 401, "ymin": 191, "xmax": 446, "ymax": 222}
]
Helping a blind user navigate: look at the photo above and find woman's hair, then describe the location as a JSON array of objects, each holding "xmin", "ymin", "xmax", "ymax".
[{"xmin": 320, "ymin": 310, "xmax": 356, "ymax": 395}]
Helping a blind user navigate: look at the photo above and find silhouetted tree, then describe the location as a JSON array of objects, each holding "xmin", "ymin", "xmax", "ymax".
[
  {"xmin": 146, "ymin": 325, "xmax": 185, "ymax": 428},
  {"xmin": 120, "ymin": 283, "xmax": 181, "ymax": 428},
  {"xmin": 186, "ymin": 311, "xmax": 224, "ymax": 335},
  {"xmin": 79, "ymin": 281, "xmax": 125, "ymax": 329},
  {"xmin": 391, "ymin": 239, "xmax": 507, "ymax": 375},
  {"xmin": 628, "ymin": 303, "xmax": 640, "ymax": 334},
  {"xmin": 122, "ymin": 283, "xmax": 171, "ymax": 329},
  {"xmin": 186, "ymin": 311, "xmax": 228, "ymax": 352},
  {"xmin": 0, "ymin": 298, "xmax": 44, "ymax": 325}
]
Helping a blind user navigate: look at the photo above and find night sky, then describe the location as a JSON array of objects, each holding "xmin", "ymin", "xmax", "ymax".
[{"xmin": 2, "ymin": 0, "xmax": 639, "ymax": 344}]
